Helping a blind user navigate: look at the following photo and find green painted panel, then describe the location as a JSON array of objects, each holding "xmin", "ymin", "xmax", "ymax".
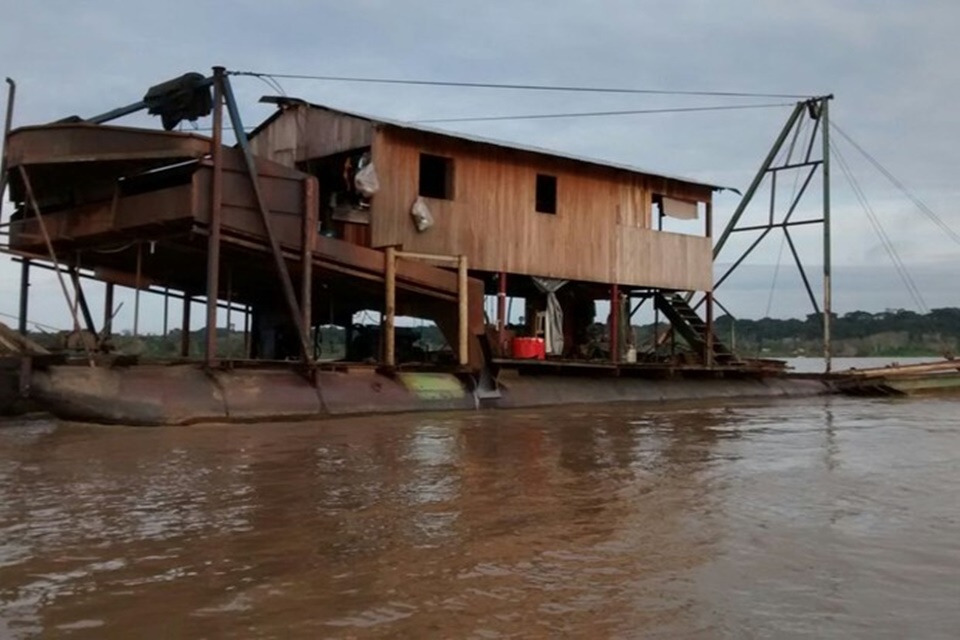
[{"xmin": 397, "ymin": 373, "xmax": 466, "ymax": 400}]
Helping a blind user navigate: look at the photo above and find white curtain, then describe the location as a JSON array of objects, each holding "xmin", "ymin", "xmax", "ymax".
[{"xmin": 532, "ymin": 277, "xmax": 567, "ymax": 355}]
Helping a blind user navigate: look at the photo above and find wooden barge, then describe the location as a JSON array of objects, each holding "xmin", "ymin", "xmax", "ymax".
[{"xmin": 0, "ymin": 69, "xmax": 834, "ymax": 425}]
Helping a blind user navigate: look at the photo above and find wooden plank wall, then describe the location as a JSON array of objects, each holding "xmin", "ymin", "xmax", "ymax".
[
  {"xmin": 371, "ymin": 127, "xmax": 714, "ymax": 291},
  {"xmin": 249, "ymin": 107, "xmax": 374, "ymax": 167}
]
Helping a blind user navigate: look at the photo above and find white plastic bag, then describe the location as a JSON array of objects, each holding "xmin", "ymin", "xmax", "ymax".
[
  {"xmin": 354, "ymin": 162, "xmax": 380, "ymax": 197},
  {"xmin": 410, "ymin": 197, "xmax": 435, "ymax": 232}
]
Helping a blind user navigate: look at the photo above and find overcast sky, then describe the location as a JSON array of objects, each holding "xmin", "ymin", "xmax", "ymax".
[{"xmin": 1, "ymin": 0, "xmax": 958, "ymax": 332}]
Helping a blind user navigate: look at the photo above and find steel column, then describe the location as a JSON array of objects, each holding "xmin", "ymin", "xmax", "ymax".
[
  {"xmin": 821, "ymin": 97, "xmax": 833, "ymax": 373},
  {"xmin": 17, "ymin": 258, "xmax": 29, "ymax": 335},
  {"xmin": 0, "ymin": 78, "xmax": 15, "ymax": 225},
  {"xmin": 204, "ymin": 66, "xmax": 225, "ymax": 366},
  {"xmin": 301, "ymin": 176, "xmax": 318, "ymax": 344},
  {"xmin": 104, "ymin": 282, "xmax": 115, "ymax": 339},
  {"xmin": 705, "ymin": 201, "xmax": 714, "ymax": 366},
  {"xmin": 133, "ymin": 242, "xmax": 142, "ymax": 337},
  {"xmin": 221, "ymin": 75, "xmax": 311, "ymax": 362},
  {"xmin": 180, "ymin": 296, "xmax": 192, "ymax": 358}
]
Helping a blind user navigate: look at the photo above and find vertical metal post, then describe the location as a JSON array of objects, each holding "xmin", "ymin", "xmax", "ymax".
[
  {"xmin": 243, "ymin": 304, "xmax": 251, "ymax": 359},
  {"xmin": 821, "ymin": 97, "xmax": 833, "ymax": 373},
  {"xmin": 17, "ymin": 259, "xmax": 29, "ymax": 335},
  {"xmin": 69, "ymin": 268, "xmax": 97, "ymax": 336},
  {"xmin": 0, "ymin": 78, "xmax": 15, "ymax": 223},
  {"xmin": 497, "ymin": 271, "xmax": 507, "ymax": 354},
  {"xmin": 458, "ymin": 255, "xmax": 469, "ymax": 367},
  {"xmin": 17, "ymin": 166, "xmax": 82, "ymax": 335},
  {"xmin": 133, "ymin": 242, "xmax": 142, "ymax": 337},
  {"xmin": 205, "ymin": 66, "xmax": 225, "ymax": 366},
  {"xmin": 384, "ymin": 246, "xmax": 396, "ymax": 367},
  {"xmin": 705, "ymin": 201, "xmax": 715, "ymax": 366},
  {"xmin": 221, "ymin": 74, "xmax": 311, "ymax": 362},
  {"xmin": 161, "ymin": 286, "xmax": 169, "ymax": 340},
  {"xmin": 611, "ymin": 283, "xmax": 620, "ymax": 363},
  {"xmin": 180, "ymin": 296, "xmax": 191, "ymax": 358},
  {"xmin": 104, "ymin": 282, "xmax": 115, "ymax": 339}
]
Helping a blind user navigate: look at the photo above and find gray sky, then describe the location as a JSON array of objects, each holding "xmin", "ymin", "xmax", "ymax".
[{"xmin": 1, "ymin": 0, "xmax": 958, "ymax": 332}]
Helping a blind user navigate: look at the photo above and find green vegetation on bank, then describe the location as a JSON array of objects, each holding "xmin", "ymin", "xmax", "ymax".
[{"xmin": 19, "ymin": 307, "xmax": 959, "ymax": 359}]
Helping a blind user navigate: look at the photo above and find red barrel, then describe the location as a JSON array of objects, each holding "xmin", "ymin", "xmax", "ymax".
[{"xmin": 512, "ymin": 337, "xmax": 546, "ymax": 360}]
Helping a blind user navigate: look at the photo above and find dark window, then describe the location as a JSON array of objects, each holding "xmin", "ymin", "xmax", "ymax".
[
  {"xmin": 536, "ymin": 174, "xmax": 557, "ymax": 214},
  {"xmin": 419, "ymin": 153, "xmax": 455, "ymax": 200}
]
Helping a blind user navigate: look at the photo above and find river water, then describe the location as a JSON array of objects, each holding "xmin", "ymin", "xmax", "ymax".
[{"xmin": 1, "ymin": 378, "xmax": 958, "ymax": 638}]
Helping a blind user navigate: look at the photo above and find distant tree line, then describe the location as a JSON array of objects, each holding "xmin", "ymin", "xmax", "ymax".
[{"xmin": 21, "ymin": 307, "xmax": 960, "ymax": 359}]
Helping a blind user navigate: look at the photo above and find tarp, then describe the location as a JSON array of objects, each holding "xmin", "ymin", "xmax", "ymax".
[{"xmin": 532, "ymin": 277, "xmax": 567, "ymax": 355}]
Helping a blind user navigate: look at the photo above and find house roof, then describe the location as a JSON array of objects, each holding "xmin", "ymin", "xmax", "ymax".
[{"xmin": 249, "ymin": 97, "xmax": 730, "ymax": 192}]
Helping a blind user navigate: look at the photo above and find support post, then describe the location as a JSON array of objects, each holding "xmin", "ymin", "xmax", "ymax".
[
  {"xmin": 0, "ymin": 78, "xmax": 15, "ymax": 224},
  {"xmin": 225, "ymin": 270, "xmax": 233, "ymax": 358},
  {"xmin": 243, "ymin": 305, "xmax": 251, "ymax": 359},
  {"xmin": 17, "ymin": 258, "xmax": 29, "ymax": 336},
  {"xmin": 204, "ymin": 66, "xmax": 225, "ymax": 367},
  {"xmin": 221, "ymin": 75, "xmax": 311, "ymax": 362},
  {"xmin": 104, "ymin": 282, "xmax": 115, "ymax": 340},
  {"xmin": 301, "ymin": 176, "xmax": 318, "ymax": 349},
  {"xmin": 133, "ymin": 242, "xmax": 142, "ymax": 337},
  {"xmin": 705, "ymin": 201, "xmax": 715, "ymax": 366},
  {"xmin": 384, "ymin": 246, "xmax": 397, "ymax": 367},
  {"xmin": 611, "ymin": 283, "xmax": 620, "ymax": 364},
  {"xmin": 69, "ymin": 268, "xmax": 97, "ymax": 336},
  {"xmin": 180, "ymin": 296, "xmax": 191, "ymax": 358},
  {"xmin": 161, "ymin": 286, "xmax": 168, "ymax": 343},
  {"xmin": 821, "ymin": 97, "xmax": 833, "ymax": 373},
  {"xmin": 497, "ymin": 271, "xmax": 507, "ymax": 354},
  {"xmin": 458, "ymin": 255, "xmax": 469, "ymax": 367}
]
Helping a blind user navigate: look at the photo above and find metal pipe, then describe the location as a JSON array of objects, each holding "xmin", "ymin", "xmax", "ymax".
[
  {"xmin": 161, "ymin": 286, "xmax": 169, "ymax": 341},
  {"xmin": 17, "ymin": 167, "xmax": 81, "ymax": 333},
  {"xmin": 180, "ymin": 296, "xmax": 192, "ymax": 358},
  {"xmin": 821, "ymin": 97, "xmax": 833, "ymax": 373},
  {"xmin": 243, "ymin": 304, "xmax": 251, "ymax": 359},
  {"xmin": 221, "ymin": 75, "xmax": 311, "ymax": 362},
  {"xmin": 104, "ymin": 282, "xmax": 115, "ymax": 340},
  {"xmin": 457, "ymin": 255, "xmax": 469, "ymax": 367},
  {"xmin": 204, "ymin": 66, "xmax": 225, "ymax": 367},
  {"xmin": 384, "ymin": 246, "xmax": 397, "ymax": 367},
  {"xmin": 226, "ymin": 269, "xmax": 232, "ymax": 357},
  {"xmin": 17, "ymin": 258, "xmax": 29, "ymax": 335},
  {"xmin": 0, "ymin": 78, "xmax": 16, "ymax": 225},
  {"xmin": 705, "ymin": 201, "xmax": 715, "ymax": 365},
  {"xmin": 69, "ymin": 267, "xmax": 97, "ymax": 336}
]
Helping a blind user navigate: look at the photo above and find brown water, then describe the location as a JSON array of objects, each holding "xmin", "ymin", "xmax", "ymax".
[{"xmin": 1, "ymin": 396, "xmax": 958, "ymax": 639}]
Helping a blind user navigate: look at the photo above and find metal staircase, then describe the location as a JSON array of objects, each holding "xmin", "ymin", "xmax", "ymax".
[{"xmin": 654, "ymin": 294, "xmax": 739, "ymax": 364}]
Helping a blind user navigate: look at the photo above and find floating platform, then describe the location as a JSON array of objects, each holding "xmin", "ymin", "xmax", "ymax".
[
  {"xmin": 1, "ymin": 356, "xmax": 828, "ymax": 426},
  {"xmin": 830, "ymin": 360, "xmax": 960, "ymax": 396}
]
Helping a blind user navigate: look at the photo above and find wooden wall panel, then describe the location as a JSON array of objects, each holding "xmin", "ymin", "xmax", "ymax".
[
  {"xmin": 249, "ymin": 107, "xmax": 374, "ymax": 167},
  {"xmin": 371, "ymin": 127, "xmax": 713, "ymax": 290}
]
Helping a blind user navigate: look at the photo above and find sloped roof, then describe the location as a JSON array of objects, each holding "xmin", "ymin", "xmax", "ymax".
[{"xmin": 250, "ymin": 97, "xmax": 727, "ymax": 191}]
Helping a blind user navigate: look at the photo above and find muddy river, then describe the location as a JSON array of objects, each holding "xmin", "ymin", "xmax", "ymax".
[{"xmin": 1, "ymin": 394, "xmax": 958, "ymax": 638}]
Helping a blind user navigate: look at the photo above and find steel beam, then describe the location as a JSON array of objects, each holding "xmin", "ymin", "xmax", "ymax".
[
  {"xmin": 205, "ymin": 67, "xmax": 225, "ymax": 366},
  {"xmin": 17, "ymin": 258, "xmax": 28, "ymax": 335},
  {"xmin": 821, "ymin": 97, "xmax": 833, "ymax": 372},
  {"xmin": 0, "ymin": 78, "xmax": 15, "ymax": 226},
  {"xmin": 221, "ymin": 75, "xmax": 312, "ymax": 363}
]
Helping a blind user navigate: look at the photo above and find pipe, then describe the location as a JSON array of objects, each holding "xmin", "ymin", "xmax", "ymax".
[
  {"xmin": 0, "ymin": 78, "xmax": 15, "ymax": 226},
  {"xmin": 705, "ymin": 201, "xmax": 714, "ymax": 365},
  {"xmin": 384, "ymin": 246, "xmax": 396, "ymax": 367},
  {"xmin": 204, "ymin": 66, "xmax": 225, "ymax": 367},
  {"xmin": 104, "ymin": 282, "xmax": 115, "ymax": 340},
  {"xmin": 180, "ymin": 296, "xmax": 192, "ymax": 358},
  {"xmin": 17, "ymin": 258, "xmax": 28, "ymax": 336}
]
